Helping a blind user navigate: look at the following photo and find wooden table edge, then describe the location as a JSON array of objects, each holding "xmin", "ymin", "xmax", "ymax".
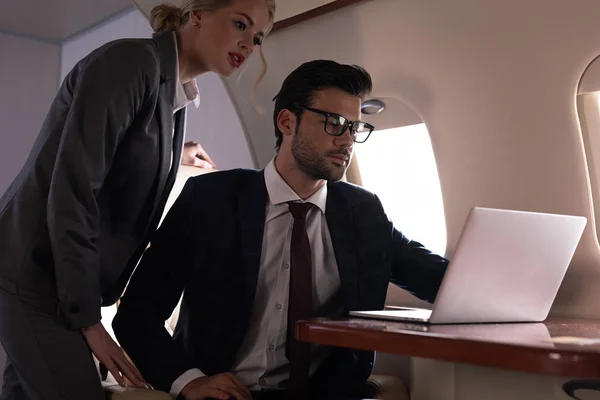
[{"xmin": 297, "ymin": 321, "xmax": 600, "ymax": 378}]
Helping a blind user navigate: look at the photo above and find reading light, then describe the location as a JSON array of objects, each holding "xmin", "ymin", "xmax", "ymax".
[{"xmin": 361, "ymin": 99, "xmax": 386, "ymax": 115}]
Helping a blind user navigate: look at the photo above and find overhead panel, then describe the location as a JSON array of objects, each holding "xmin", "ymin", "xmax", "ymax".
[{"xmin": 0, "ymin": 0, "xmax": 131, "ymax": 42}]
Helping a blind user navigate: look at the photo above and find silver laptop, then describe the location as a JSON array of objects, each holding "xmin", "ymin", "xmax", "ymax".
[{"xmin": 349, "ymin": 207, "xmax": 587, "ymax": 324}]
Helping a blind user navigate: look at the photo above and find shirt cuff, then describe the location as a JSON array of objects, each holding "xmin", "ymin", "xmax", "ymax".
[{"xmin": 169, "ymin": 368, "xmax": 205, "ymax": 398}]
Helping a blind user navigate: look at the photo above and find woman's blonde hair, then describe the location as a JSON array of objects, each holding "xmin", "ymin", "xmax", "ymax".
[
  {"xmin": 150, "ymin": 0, "xmax": 275, "ymax": 33},
  {"xmin": 150, "ymin": 1, "xmax": 276, "ymax": 113},
  {"xmin": 151, "ymin": 0, "xmax": 274, "ymax": 34}
]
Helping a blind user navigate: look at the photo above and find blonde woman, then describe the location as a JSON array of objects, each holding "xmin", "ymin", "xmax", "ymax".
[{"xmin": 0, "ymin": 0, "xmax": 275, "ymax": 399}]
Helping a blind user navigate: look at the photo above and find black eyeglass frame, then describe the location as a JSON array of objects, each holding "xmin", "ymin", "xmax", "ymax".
[{"xmin": 299, "ymin": 106, "xmax": 375, "ymax": 143}]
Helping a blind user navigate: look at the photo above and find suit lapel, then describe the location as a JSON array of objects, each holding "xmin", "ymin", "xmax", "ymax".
[
  {"xmin": 153, "ymin": 89, "xmax": 174, "ymax": 200},
  {"xmin": 237, "ymin": 171, "xmax": 268, "ymax": 306},
  {"xmin": 150, "ymin": 31, "xmax": 180, "ymax": 224},
  {"xmin": 163, "ymin": 109, "xmax": 186, "ymax": 197},
  {"xmin": 326, "ymin": 183, "xmax": 359, "ymax": 310}
]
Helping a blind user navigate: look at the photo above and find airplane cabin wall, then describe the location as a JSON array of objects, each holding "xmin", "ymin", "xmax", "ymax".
[{"xmin": 579, "ymin": 58, "xmax": 600, "ymax": 94}]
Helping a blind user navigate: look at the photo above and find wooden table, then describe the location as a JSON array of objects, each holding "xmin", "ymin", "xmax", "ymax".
[{"xmin": 296, "ymin": 316, "xmax": 600, "ymax": 378}]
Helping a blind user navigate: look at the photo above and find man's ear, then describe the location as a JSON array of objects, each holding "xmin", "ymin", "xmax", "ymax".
[{"xmin": 277, "ymin": 109, "xmax": 296, "ymax": 137}]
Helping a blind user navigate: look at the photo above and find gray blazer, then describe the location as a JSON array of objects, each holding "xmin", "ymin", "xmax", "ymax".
[{"xmin": 0, "ymin": 31, "xmax": 185, "ymax": 329}]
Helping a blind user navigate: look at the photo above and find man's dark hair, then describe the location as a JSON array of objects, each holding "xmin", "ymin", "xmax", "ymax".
[{"xmin": 272, "ymin": 60, "xmax": 373, "ymax": 150}]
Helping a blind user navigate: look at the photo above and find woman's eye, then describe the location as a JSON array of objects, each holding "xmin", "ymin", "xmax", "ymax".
[
  {"xmin": 235, "ymin": 21, "xmax": 247, "ymax": 31},
  {"xmin": 253, "ymin": 36, "xmax": 263, "ymax": 46}
]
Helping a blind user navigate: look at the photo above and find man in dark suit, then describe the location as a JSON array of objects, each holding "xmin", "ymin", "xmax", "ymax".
[{"xmin": 113, "ymin": 60, "xmax": 448, "ymax": 400}]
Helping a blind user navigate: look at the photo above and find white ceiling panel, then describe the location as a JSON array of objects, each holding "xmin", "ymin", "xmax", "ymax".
[{"xmin": 0, "ymin": 0, "xmax": 133, "ymax": 42}]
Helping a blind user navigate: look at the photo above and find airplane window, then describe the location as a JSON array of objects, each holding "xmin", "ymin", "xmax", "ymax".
[
  {"xmin": 577, "ymin": 56, "xmax": 600, "ymax": 241},
  {"xmin": 353, "ymin": 123, "xmax": 447, "ymax": 256}
]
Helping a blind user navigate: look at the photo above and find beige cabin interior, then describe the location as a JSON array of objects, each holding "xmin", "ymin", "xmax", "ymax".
[{"xmin": 3, "ymin": 0, "xmax": 600, "ymax": 399}]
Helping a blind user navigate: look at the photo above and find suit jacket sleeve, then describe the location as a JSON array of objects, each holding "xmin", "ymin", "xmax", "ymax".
[
  {"xmin": 112, "ymin": 178, "xmax": 198, "ymax": 393},
  {"xmin": 382, "ymin": 196, "xmax": 449, "ymax": 303},
  {"xmin": 46, "ymin": 42, "xmax": 159, "ymax": 328}
]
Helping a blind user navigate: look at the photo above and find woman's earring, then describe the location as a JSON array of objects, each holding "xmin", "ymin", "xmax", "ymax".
[{"xmin": 193, "ymin": 22, "xmax": 200, "ymax": 27}]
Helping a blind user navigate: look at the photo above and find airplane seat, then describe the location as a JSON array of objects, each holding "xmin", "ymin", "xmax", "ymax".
[
  {"xmin": 361, "ymin": 374, "xmax": 410, "ymax": 399},
  {"xmin": 104, "ymin": 166, "xmax": 411, "ymax": 400}
]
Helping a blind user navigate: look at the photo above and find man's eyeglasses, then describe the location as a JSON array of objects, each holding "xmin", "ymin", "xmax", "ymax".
[{"xmin": 300, "ymin": 107, "xmax": 375, "ymax": 143}]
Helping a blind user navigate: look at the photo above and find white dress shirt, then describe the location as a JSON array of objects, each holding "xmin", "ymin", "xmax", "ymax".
[
  {"xmin": 172, "ymin": 32, "xmax": 200, "ymax": 113},
  {"xmin": 170, "ymin": 158, "xmax": 342, "ymax": 397}
]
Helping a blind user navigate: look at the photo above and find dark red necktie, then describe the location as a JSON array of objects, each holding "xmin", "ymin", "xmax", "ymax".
[{"xmin": 286, "ymin": 202, "xmax": 313, "ymax": 399}]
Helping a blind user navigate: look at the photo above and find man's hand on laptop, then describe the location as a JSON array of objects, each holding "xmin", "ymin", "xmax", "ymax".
[{"xmin": 181, "ymin": 373, "xmax": 251, "ymax": 400}]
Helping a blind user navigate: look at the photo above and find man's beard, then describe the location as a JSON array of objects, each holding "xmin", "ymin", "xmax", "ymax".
[{"xmin": 291, "ymin": 126, "xmax": 350, "ymax": 181}]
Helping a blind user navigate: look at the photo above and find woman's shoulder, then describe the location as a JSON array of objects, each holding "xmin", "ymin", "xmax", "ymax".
[
  {"xmin": 87, "ymin": 38, "xmax": 160, "ymax": 74},
  {"xmin": 57, "ymin": 37, "xmax": 163, "ymax": 93},
  {"xmin": 59, "ymin": 37, "xmax": 163, "ymax": 100}
]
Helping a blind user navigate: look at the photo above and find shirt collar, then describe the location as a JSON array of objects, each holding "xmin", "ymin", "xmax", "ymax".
[
  {"xmin": 264, "ymin": 158, "xmax": 327, "ymax": 214},
  {"xmin": 172, "ymin": 32, "xmax": 200, "ymax": 112}
]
